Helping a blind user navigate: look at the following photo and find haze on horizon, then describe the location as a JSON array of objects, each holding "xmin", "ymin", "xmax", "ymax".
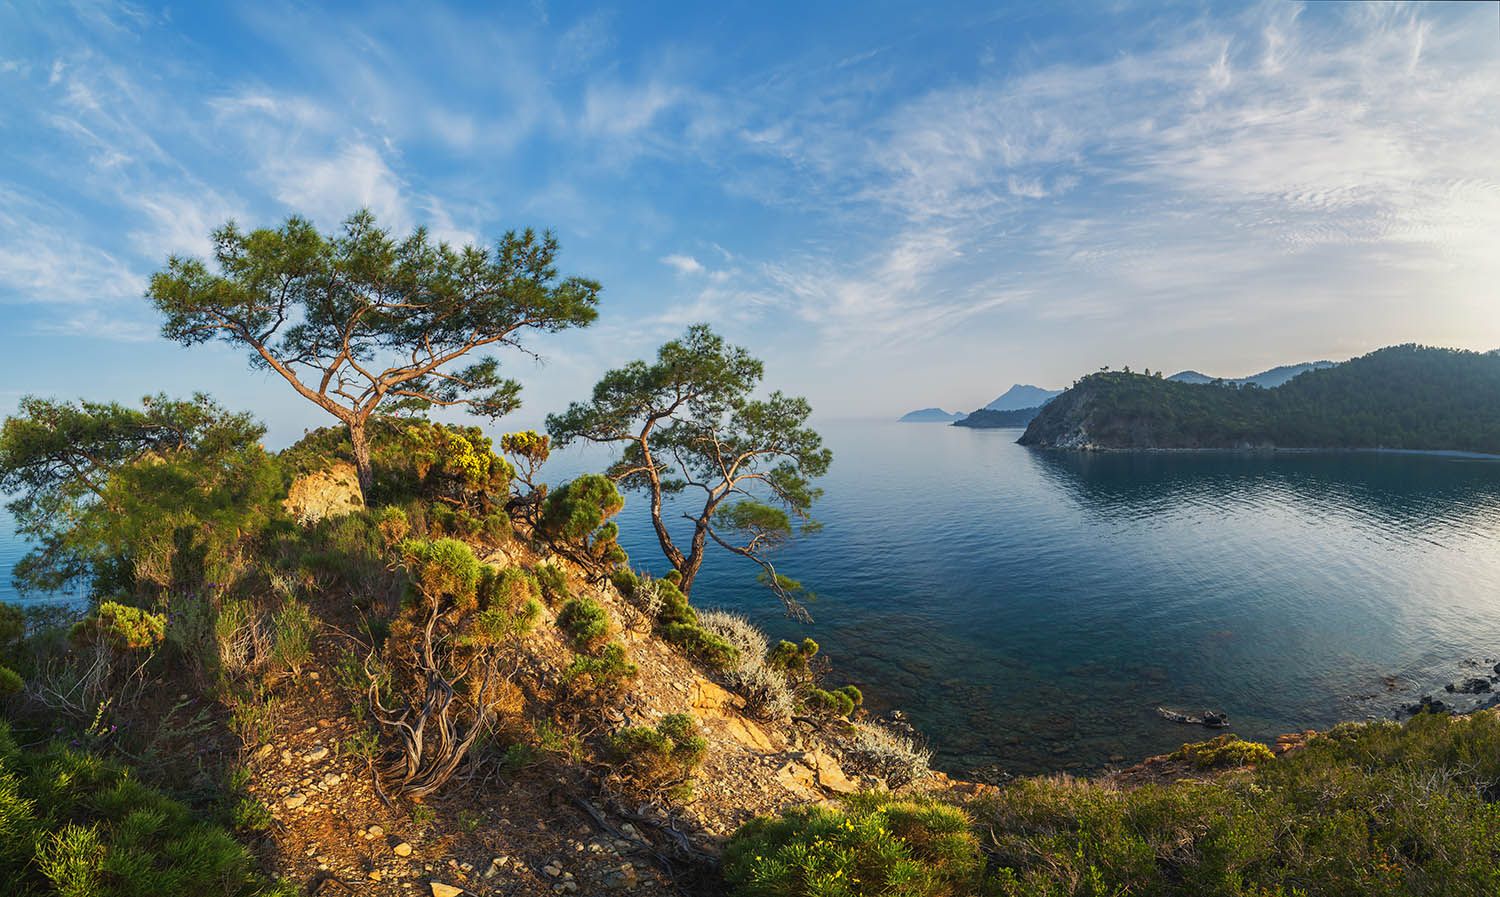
[{"xmin": 0, "ymin": 1, "xmax": 1496, "ymax": 444}]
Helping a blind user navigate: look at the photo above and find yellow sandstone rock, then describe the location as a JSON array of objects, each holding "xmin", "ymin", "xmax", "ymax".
[{"xmin": 283, "ymin": 462, "xmax": 364, "ymax": 524}]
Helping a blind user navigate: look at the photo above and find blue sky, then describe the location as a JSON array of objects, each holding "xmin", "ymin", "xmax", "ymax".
[{"xmin": 0, "ymin": 1, "xmax": 1497, "ymax": 443}]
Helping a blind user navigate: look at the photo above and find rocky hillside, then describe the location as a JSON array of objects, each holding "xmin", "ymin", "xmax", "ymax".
[{"xmin": 238, "ymin": 520, "xmax": 934, "ymax": 897}]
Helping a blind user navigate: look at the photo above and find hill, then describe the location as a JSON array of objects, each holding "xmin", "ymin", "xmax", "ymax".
[
  {"xmin": 1168, "ymin": 361, "xmax": 1337, "ymax": 389},
  {"xmin": 952, "ymin": 406, "xmax": 1044, "ymax": 428},
  {"xmin": 1020, "ymin": 344, "xmax": 1500, "ymax": 452},
  {"xmin": 985, "ymin": 383, "xmax": 1062, "ymax": 411},
  {"xmin": 898, "ymin": 407, "xmax": 967, "ymax": 423}
]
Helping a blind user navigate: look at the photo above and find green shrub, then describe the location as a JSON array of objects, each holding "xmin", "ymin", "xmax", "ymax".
[
  {"xmin": 70, "ymin": 602, "xmax": 166, "ymax": 652},
  {"xmin": 0, "ymin": 663, "xmax": 21, "ymax": 699},
  {"xmin": 655, "ymin": 577, "xmax": 695, "ymax": 626},
  {"xmin": 269, "ymin": 600, "xmax": 314, "ymax": 674},
  {"xmin": 375, "ymin": 505, "xmax": 410, "ymax": 548},
  {"xmin": 724, "ymin": 794, "xmax": 984, "ymax": 897},
  {"xmin": 805, "ymin": 684, "xmax": 862, "ymax": 719},
  {"xmin": 651, "ymin": 578, "xmax": 738, "ymax": 670},
  {"xmin": 538, "ymin": 474, "xmax": 626, "ymax": 567},
  {"xmin": 399, "ymin": 537, "xmax": 482, "ymax": 607},
  {"xmin": 0, "ymin": 720, "xmax": 293, "ymax": 896},
  {"xmin": 534, "ymin": 562, "xmax": 569, "ymax": 605},
  {"xmin": 1168, "ymin": 734, "xmax": 1275, "ymax": 769},
  {"xmin": 0, "ymin": 602, "xmax": 24, "ymax": 649},
  {"xmin": 610, "ymin": 568, "xmax": 638, "ymax": 598},
  {"xmin": 462, "ymin": 599, "xmax": 541, "ymax": 647},
  {"xmin": 607, "ymin": 713, "xmax": 706, "ymax": 795},
  {"xmin": 479, "ymin": 567, "xmax": 541, "ymax": 611},
  {"xmin": 557, "ymin": 597, "xmax": 610, "ymax": 653},
  {"xmin": 0, "ymin": 664, "xmax": 22, "ymax": 696},
  {"xmin": 768, "ymin": 638, "xmax": 818, "ymax": 677},
  {"xmin": 661, "ymin": 622, "xmax": 738, "ymax": 671},
  {"xmin": 562, "ymin": 642, "xmax": 638, "ymax": 703}
]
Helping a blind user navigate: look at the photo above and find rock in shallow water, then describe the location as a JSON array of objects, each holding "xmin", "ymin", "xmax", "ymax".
[{"xmin": 1445, "ymin": 677, "xmax": 1492, "ymax": 695}]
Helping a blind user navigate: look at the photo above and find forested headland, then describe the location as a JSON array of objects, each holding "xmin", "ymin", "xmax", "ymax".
[{"xmin": 1020, "ymin": 345, "xmax": 1500, "ymax": 453}]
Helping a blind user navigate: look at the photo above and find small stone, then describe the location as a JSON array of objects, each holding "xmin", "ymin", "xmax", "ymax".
[
  {"xmin": 303, "ymin": 746, "xmax": 330, "ymax": 763},
  {"xmin": 394, "ymin": 842, "xmax": 413, "ymax": 857},
  {"xmin": 604, "ymin": 862, "xmax": 639, "ymax": 890},
  {"xmin": 322, "ymin": 772, "xmax": 341, "ymax": 786},
  {"xmin": 543, "ymin": 863, "xmax": 562, "ymax": 877},
  {"xmin": 367, "ymin": 824, "xmax": 385, "ymax": 837},
  {"xmin": 429, "ymin": 883, "xmax": 464, "ymax": 897},
  {"xmin": 283, "ymin": 793, "xmax": 307, "ymax": 810}
]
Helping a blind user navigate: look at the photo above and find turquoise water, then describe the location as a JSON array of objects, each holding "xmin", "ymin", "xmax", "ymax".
[{"xmin": 9, "ymin": 420, "xmax": 1500, "ymax": 775}]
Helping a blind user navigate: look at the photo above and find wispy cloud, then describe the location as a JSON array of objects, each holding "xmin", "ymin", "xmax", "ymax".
[
  {"xmin": 661, "ymin": 254, "xmax": 704, "ymax": 275},
  {"xmin": 33, "ymin": 308, "xmax": 157, "ymax": 342},
  {"xmin": 676, "ymin": 2, "xmax": 1500, "ymax": 358}
]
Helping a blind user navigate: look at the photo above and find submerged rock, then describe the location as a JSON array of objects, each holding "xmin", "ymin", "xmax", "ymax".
[
  {"xmin": 1404, "ymin": 695, "xmax": 1450, "ymax": 715},
  {"xmin": 1157, "ymin": 707, "xmax": 1229, "ymax": 728},
  {"xmin": 1445, "ymin": 678, "xmax": 1492, "ymax": 695}
]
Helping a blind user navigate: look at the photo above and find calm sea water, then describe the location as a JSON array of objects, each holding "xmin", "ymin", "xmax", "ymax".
[{"xmin": 8, "ymin": 420, "xmax": 1500, "ymax": 776}]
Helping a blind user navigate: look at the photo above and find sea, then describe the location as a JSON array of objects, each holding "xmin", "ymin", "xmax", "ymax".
[{"xmin": 9, "ymin": 419, "xmax": 1500, "ymax": 776}]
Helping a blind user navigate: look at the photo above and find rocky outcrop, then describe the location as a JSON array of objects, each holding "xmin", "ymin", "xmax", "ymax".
[{"xmin": 283, "ymin": 462, "xmax": 364, "ymax": 524}]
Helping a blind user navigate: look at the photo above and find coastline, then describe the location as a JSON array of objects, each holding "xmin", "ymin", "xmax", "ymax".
[{"xmin": 1016, "ymin": 442, "xmax": 1500, "ymax": 461}]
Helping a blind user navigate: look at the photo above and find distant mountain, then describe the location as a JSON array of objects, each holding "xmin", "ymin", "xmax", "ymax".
[
  {"xmin": 899, "ymin": 407, "xmax": 967, "ymax": 423},
  {"xmin": 1167, "ymin": 361, "xmax": 1337, "ymax": 389},
  {"xmin": 1020, "ymin": 345, "xmax": 1500, "ymax": 452},
  {"xmin": 985, "ymin": 384, "xmax": 1063, "ymax": 411},
  {"xmin": 952, "ymin": 406, "xmax": 1044, "ymax": 429}
]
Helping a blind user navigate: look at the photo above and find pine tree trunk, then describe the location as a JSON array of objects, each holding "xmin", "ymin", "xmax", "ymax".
[
  {"xmin": 678, "ymin": 519, "xmax": 710, "ymax": 595},
  {"xmin": 349, "ymin": 419, "xmax": 374, "ymax": 503}
]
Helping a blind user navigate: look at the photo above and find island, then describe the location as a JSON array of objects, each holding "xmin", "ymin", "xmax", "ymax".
[{"xmin": 898, "ymin": 407, "xmax": 968, "ymax": 423}]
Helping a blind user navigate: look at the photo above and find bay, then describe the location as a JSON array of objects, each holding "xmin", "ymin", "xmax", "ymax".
[{"xmin": 554, "ymin": 420, "xmax": 1500, "ymax": 775}]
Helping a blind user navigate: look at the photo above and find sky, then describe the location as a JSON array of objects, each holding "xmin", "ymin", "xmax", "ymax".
[{"xmin": 0, "ymin": 0, "xmax": 1497, "ymax": 443}]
